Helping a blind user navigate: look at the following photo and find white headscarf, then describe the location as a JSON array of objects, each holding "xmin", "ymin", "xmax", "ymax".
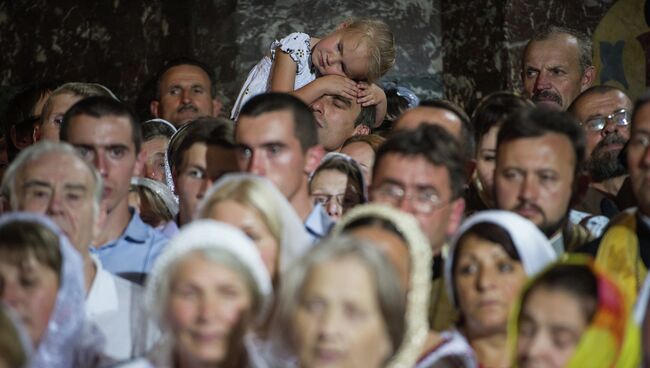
[
  {"xmin": 0, "ymin": 212, "xmax": 88, "ymax": 368},
  {"xmin": 332, "ymin": 203, "xmax": 431, "ymax": 368},
  {"xmin": 444, "ymin": 210, "xmax": 558, "ymax": 307},
  {"xmin": 130, "ymin": 176, "xmax": 179, "ymax": 217},
  {"xmin": 145, "ymin": 219, "xmax": 273, "ymax": 328},
  {"xmin": 196, "ymin": 173, "xmax": 312, "ymax": 275}
]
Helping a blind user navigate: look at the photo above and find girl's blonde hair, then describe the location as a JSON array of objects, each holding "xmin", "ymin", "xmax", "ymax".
[
  {"xmin": 344, "ymin": 18, "xmax": 396, "ymax": 82},
  {"xmin": 199, "ymin": 179, "xmax": 282, "ymax": 249}
]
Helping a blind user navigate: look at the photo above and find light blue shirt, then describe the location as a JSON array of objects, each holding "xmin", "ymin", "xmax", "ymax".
[
  {"xmin": 304, "ymin": 203, "xmax": 334, "ymax": 244},
  {"xmin": 91, "ymin": 209, "xmax": 169, "ymax": 284}
]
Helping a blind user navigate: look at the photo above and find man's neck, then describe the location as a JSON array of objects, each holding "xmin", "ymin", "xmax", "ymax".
[
  {"xmin": 80, "ymin": 248, "xmax": 97, "ymax": 295},
  {"xmin": 94, "ymin": 199, "xmax": 132, "ymax": 247},
  {"xmin": 291, "ymin": 182, "xmax": 313, "ymax": 222},
  {"xmin": 591, "ymin": 175, "xmax": 627, "ymax": 197}
]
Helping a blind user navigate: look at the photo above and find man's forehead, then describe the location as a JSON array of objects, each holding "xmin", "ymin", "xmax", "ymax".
[
  {"xmin": 236, "ymin": 111, "xmax": 298, "ymax": 143},
  {"xmin": 68, "ymin": 114, "xmax": 135, "ymax": 146},
  {"xmin": 497, "ymin": 133, "xmax": 575, "ymax": 167},
  {"xmin": 162, "ymin": 64, "xmax": 211, "ymax": 86},
  {"xmin": 374, "ymin": 153, "xmax": 451, "ymax": 186},
  {"xmin": 576, "ymin": 91, "xmax": 632, "ymax": 117},
  {"xmin": 525, "ymin": 35, "xmax": 580, "ymax": 66},
  {"xmin": 21, "ymin": 153, "xmax": 94, "ymax": 182}
]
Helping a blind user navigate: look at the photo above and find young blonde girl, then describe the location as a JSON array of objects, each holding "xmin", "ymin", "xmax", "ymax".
[{"xmin": 231, "ymin": 18, "xmax": 395, "ymax": 124}]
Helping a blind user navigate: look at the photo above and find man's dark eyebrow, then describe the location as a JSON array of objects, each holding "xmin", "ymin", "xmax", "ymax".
[
  {"xmin": 106, "ymin": 144, "xmax": 130, "ymax": 151},
  {"xmin": 234, "ymin": 143, "xmax": 252, "ymax": 151},
  {"xmin": 261, "ymin": 141, "xmax": 287, "ymax": 149}
]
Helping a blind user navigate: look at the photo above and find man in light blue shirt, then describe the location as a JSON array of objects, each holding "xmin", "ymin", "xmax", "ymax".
[{"xmin": 61, "ymin": 96, "xmax": 168, "ymax": 283}]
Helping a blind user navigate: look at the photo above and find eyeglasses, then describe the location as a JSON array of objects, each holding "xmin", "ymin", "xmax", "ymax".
[
  {"xmin": 313, "ymin": 192, "xmax": 362, "ymax": 209},
  {"xmin": 313, "ymin": 193, "xmax": 345, "ymax": 207},
  {"xmin": 583, "ymin": 109, "xmax": 630, "ymax": 132},
  {"xmin": 371, "ymin": 183, "xmax": 448, "ymax": 214}
]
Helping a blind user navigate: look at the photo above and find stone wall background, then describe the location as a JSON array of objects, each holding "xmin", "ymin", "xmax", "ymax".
[{"xmin": 0, "ymin": 0, "xmax": 618, "ymax": 120}]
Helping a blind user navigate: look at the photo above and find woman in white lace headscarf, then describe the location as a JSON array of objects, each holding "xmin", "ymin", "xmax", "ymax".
[
  {"xmin": 0, "ymin": 212, "xmax": 103, "ymax": 367},
  {"xmin": 119, "ymin": 220, "xmax": 272, "ymax": 368},
  {"xmin": 332, "ymin": 203, "xmax": 431, "ymax": 368}
]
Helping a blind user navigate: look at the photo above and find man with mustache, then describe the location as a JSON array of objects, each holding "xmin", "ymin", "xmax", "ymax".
[
  {"xmin": 494, "ymin": 107, "xmax": 592, "ymax": 255},
  {"xmin": 569, "ymin": 86, "xmax": 633, "ymax": 217},
  {"xmin": 150, "ymin": 57, "xmax": 223, "ymax": 128},
  {"xmin": 521, "ymin": 26, "xmax": 595, "ymax": 111}
]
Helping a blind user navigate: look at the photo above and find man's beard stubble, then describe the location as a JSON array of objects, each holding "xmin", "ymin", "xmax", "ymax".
[{"xmin": 587, "ymin": 133, "xmax": 628, "ymax": 182}]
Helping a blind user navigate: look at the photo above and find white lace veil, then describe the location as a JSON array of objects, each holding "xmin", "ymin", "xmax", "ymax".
[
  {"xmin": 332, "ymin": 203, "xmax": 432, "ymax": 368},
  {"xmin": 0, "ymin": 212, "xmax": 87, "ymax": 368},
  {"xmin": 130, "ymin": 176, "xmax": 179, "ymax": 217},
  {"xmin": 196, "ymin": 173, "xmax": 313, "ymax": 276}
]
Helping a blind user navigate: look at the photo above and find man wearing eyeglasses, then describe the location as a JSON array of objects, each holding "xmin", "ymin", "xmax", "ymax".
[
  {"xmin": 569, "ymin": 86, "xmax": 633, "ymax": 217},
  {"xmin": 370, "ymin": 124, "xmax": 466, "ymax": 331},
  {"xmin": 370, "ymin": 124, "xmax": 466, "ymax": 255}
]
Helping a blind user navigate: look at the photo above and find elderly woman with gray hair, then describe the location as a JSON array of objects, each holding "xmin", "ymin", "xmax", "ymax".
[
  {"xmin": 271, "ymin": 235, "xmax": 406, "ymax": 368},
  {"xmin": 118, "ymin": 220, "xmax": 272, "ymax": 368}
]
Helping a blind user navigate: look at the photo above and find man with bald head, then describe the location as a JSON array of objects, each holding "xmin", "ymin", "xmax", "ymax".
[
  {"xmin": 569, "ymin": 86, "xmax": 633, "ymax": 217},
  {"xmin": 393, "ymin": 99, "xmax": 474, "ymax": 159},
  {"xmin": 521, "ymin": 26, "xmax": 596, "ymax": 110}
]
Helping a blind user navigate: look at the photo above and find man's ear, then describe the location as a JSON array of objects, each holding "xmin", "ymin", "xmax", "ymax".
[
  {"xmin": 581, "ymin": 66, "xmax": 596, "ymax": 91},
  {"xmin": 353, "ymin": 124, "xmax": 370, "ymax": 136},
  {"xmin": 446, "ymin": 197, "xmax": 466, "ymax": 237},
  {"xmin": 212, "ymin": 98, "xmax": 223, "ymax": 118},
  {"xmin": 305, "ymin": 144, "xmax": 325, "ymax": 175},
  {"xmin": 32, "ymin": 124, "xmax": 41, "ymax": 142},
  {"xmin": 150, "ymin": 100, "xmax": 160, "ymax": 118}
]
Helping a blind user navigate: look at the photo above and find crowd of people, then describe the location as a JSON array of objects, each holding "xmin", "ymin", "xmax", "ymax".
[{"xmin": 0, "ymin": 17, "xmax": 649, "ymax": 368}]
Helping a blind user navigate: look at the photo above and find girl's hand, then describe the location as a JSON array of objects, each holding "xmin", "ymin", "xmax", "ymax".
[
  {"xmin": 319, "ymin": 75, "xmax": 359, "ymax": 100},
  {"xmin": 357, "ymin": 82, "xmax": 386, "ymax": 107}
]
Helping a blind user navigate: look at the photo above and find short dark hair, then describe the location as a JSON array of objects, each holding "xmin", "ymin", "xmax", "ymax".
[
  {"xmin": 60, "ymin": 96, "xmax": 142, "ymax": 153},
  {"xmin": 419, "ymin": 99, "xmax": 475, "ymax": 159},
  {"xmin": 3, "ymin": 81, "xmax": 60, "ymax": 160},
  {"xmin": 153, "ymin": 57, "xmax": 217, "ymax": 100},
  {"xmin": 497, "ymin": 107, "xmax": 586, "ymax": 175},
  {"xmin": 167, "ymin": 116, "xmax": 234, "ymax": 173},
  {"xmin": 568, "ymin": 85, "xmax": 632, "ymax": 116},
  {"xmin": 374, "ymin": 124, "xmax": 467, "ymax": 198},
  {"xmin": 471, "ymin": 91, "xmax": 533, "ymax": 154},
  {"xmin": 526, "ymin": 25, "xmax": 593, "ymax": 73},
  {"xmin": 238, "ymin": 92, "xmax": 318, "ymax": 152},
  {"xmin": 521, "ymin": 263, "xmax": 598, "ymax": 325}
]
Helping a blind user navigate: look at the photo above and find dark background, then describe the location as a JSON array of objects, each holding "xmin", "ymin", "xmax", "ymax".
[{"xmin": 0, "ymin": 0, "xmax": 616, "ymax": 121}]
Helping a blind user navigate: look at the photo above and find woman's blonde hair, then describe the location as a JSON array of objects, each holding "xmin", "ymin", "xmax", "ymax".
[
  {"xmin": 344, "ymin": 18, "xmax": 396, "ymax": 82},
  {"xmin": 199, "ymin": 179, "xmax": 282, "ymax": 249}
]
